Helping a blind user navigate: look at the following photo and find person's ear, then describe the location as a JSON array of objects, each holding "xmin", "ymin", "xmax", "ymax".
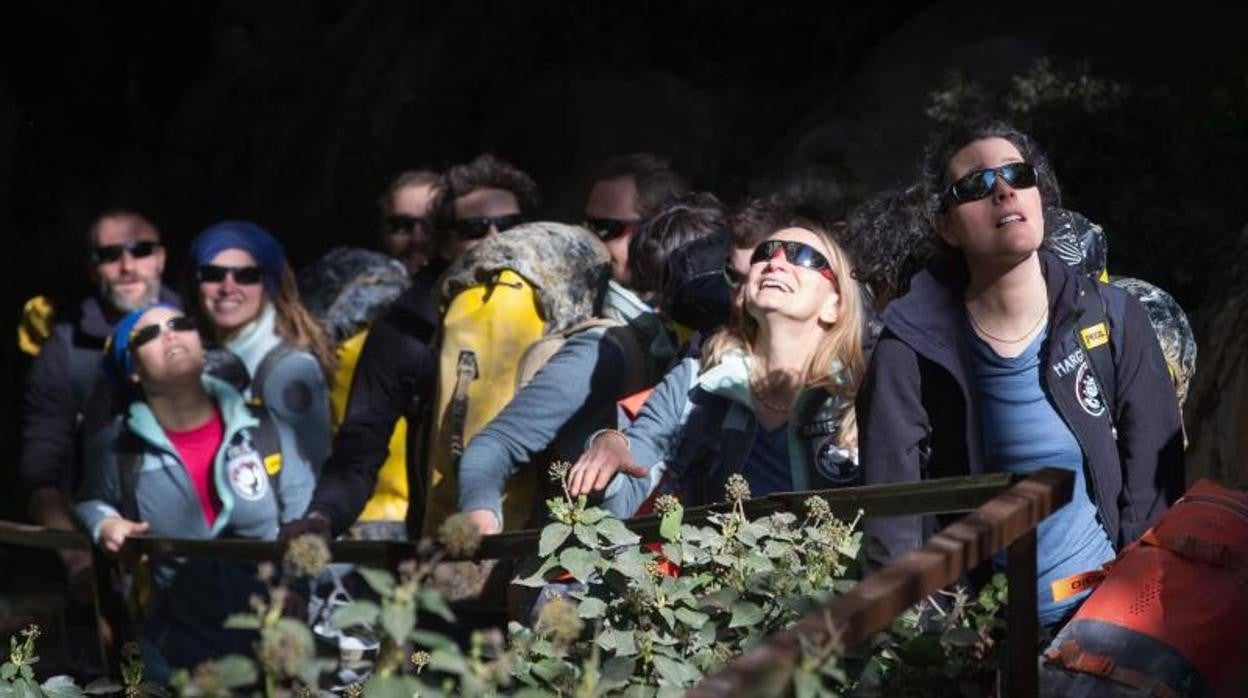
[
  {"xmin": 935, "ymin": 212, "xmax": 960, "ymax": 248},
  {"xmin": 153, "ymin": 244, "xmax": 167, "ymax": 275},
  {"xmin": 818, "ymin": 287, "xmax": 841, "ymax": 326}
]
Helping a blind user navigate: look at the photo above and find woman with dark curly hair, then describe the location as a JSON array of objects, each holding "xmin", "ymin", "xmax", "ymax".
[{"xmin": 856, "ymin": 121, "xmax": 1184, "ymax": 627}]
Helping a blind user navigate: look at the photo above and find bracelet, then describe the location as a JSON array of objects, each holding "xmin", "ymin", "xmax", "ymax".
[{"xmin": 585, "ymin": 428, "xmax": 631, "ymax": 452}]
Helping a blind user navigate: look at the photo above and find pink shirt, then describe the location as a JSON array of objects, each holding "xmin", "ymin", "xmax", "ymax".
[{"xmin": 165, "ymin": 408, "xmax": 225, "ymax": 528}]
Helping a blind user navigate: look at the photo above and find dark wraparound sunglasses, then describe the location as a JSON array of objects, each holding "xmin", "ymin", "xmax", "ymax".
[
  {"xmin": 584, "ymin": 217, "xmax": 641, "ymax": 242},
  {"xmin": 130, "ymin": 315, "xmax": 197, "ymax": 350},
  {"xmin": 456, "ymin": 214, "xmax": 524, "ymax": 240},
  {"xmin": 723, "ymin": 264, "xmax": 746, "ymax": 290},
  {"xmin": 943, "ymin": 162, "xmax": 1038, "ymax": 208},
  {"xmin": 750, "ymin": 239, "xmax": 838, "ymax": 285},
  {"xmin": 196, "ymin": 264, "xmax": 265, "ymax": 285},
  {"xmin": 93, "ymin": 240, "xmax": 161, "ymax": 264},
  {"xmin": 385, "ymin": 214, "xmax": 431, "ymax": 235}
]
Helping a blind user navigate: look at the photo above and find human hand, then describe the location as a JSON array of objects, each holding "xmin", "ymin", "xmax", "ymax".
[
  {"xmin": 278, "ymin": 511, "xmax": 333, "ymax": 545},
  {"xmin": 567, "ymin": 431, "xmax": 648, "ymax": 497},
  {"xmin": 463, "ymin": 508, "xmax": 501, "ymax": 536},
  {"xmin": 97, "ymin": 516, "xmax": 149, "ymax": 555}
]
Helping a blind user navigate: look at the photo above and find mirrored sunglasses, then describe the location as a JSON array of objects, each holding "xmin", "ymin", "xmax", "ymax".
[
  {"xmin": 749, "ymin": 239, "xmax": 838, "ymax": 284},
  {"xmin": 944, "ymin": 162, "xmax": 1038, "ymax": 208}
]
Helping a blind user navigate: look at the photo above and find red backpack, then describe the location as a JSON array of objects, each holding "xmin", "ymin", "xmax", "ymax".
[{"xmin": 1043, "ymin": 479, "xmax": 1248, "ymax": 697}]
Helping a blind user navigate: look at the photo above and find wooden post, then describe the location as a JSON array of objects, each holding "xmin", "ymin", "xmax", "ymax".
[{"xmin": 1007, "ymin": 528, "xmax": 1038, "ymax": 698}]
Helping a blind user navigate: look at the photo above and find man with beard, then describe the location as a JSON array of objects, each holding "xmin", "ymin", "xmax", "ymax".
[{"xmin": 19, "ymin": 210, "xmax": 179, "ymax": 621}]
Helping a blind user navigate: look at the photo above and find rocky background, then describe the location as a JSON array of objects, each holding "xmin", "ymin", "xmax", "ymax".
[{"xmin": 4, "ymin": 0, "xmax": 1248, "ymax": 508}]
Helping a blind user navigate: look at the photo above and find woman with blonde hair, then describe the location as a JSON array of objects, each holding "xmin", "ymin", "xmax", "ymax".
[
  {"xmin": 188, "ymin": 221, "xmax": 336, "ymax": 466},
  {"xmin": 570, "ymin": 205, "xmax": 864, "ymax": 510}
]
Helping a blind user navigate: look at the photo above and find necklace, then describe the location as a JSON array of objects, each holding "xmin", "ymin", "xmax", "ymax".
[
  {"xmin": 966, "ymin": 303, "xmax": 1048, "ymax": 344},
  {"xmin": 749, "ymin": 374, "xmax": 793, "ymax": 413}
]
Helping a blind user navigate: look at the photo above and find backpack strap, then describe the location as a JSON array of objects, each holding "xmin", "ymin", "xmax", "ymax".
[
  {"xmin": 448, "ymin": 349, "xmax": 479, "ymax": 464},
  {"xmin": 1074, "ymin": 276, "xmax": 1117, "ymax": 426},
  {"xmin": 249, "ymin": 344, "xmax": 299, "ymax": 406},
  {"xmin": 243, "ymin": 403, "xmax": 284, "ymax": 498},
  {"xmin": 1045, "ymin": 639, "xmax": 1180, "ymax": 698}
]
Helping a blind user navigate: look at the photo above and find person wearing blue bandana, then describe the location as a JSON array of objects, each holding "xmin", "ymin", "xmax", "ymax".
[
  {"xmin": 74, "ymin": 304, "xmax": 314, "ymax": 681},
  {"xmin": 187, "ymin": 221, "xmax": 336, "ymax": 467},
  {"xmin": 569, "ymin": 204, "xmax": 865, "ymax": 516}
]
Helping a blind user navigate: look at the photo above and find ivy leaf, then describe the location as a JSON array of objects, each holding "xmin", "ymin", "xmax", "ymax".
[
  {"xmin": 659, "ymin": 508, "xmax": 683, "ymax": 542},
  {"xmin": 513, "ymin": 555, "xmax": 560, "ymax": 587},
  {"xmin": 699, "ymin": 587, "xmax": 740, "ymax": 612},
  {"xmin": 579, "ymin": 507, "xmax": 608, "ymax": 524},
  {"xmin": 362, "ymin": 675, "xmax": 424, "ymax": 698},
  {"xmin": 577, "ymin": 596, "xmax": 608, "ymax": 619},
  {"xmin": 381, "ymin": 602, "xmax": 416, "ymax": 643},
  {"xmin": 658, "ymin": 607, "xmax": 677, "ymax": 631},
  {"xmin": 942, "ymin": 626, "xmax": 980, "ymax": 648},
  {"xmin": 559, "ymin": 547, "xmax": 600, "ymax": 582},
  {"xmin": 1, "ymin": 664, "xmax": 18, "ymax": 681},
  {"xmin": 539, "ymin": 522, "xmax": 573, "ymax": 557},
  {"xmin": 416, "ymin": 589, "xmax": 456, "ymax": 623},
  {"xmin": 83, "ymin": 678, "xmax": 123, "ymax": 695},
  {"xmin": 356, "ymin": 566, "xmax": 397, "ymax": 596},
  {"xmin": 38, "ymin": 676, "xmax": 83, "ymax": 698},
  {"xmin": 729, "ymin": 601, "xmax": 765, "ymax": 628},
  {"xmin": 213, "ymin": 655, "xmax": 258, "ymax": 688},
  {"xmin": 674, "ymin": 607, "xmax": 710, "ymax": 628},
  {"xmin": 652, "ymin": 655, "xmax": 703, "ymax": 686},
  {"xmin": 410, "ymin": 629, "xmax": 458, "ymax": 651},
  {"xmin": 329, "ymin": 599, "xmax": 380, "ymax": 629},
  {"xmin": 573, "ymin": 523, "xmax": 600, "ymax": 549},
  {"xmin": 596, "ymin": 517, "xmax": 641, "ymax": 546},
  {"xmin": 600, "ymin": 656, "xmax": 636, "ymax": 692},
  {"xmin": 222, "ymin": 613, "xmax": 261, "ymax": 630}
]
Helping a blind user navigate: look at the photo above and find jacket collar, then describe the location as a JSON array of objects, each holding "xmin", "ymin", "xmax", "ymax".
[
  {"xmin": 125, "ymin": 374, "xmax": 258, "ymax": 452},
  {"xmin": 225, "ymin": 302, "xmax": 281, "ymax": 378}
]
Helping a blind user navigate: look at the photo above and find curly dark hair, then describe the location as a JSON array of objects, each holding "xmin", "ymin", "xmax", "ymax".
[
  {"xmin": 728, "ymin": 194, "xmax": 794, "ymax": 250},
  {"xmin": 627, "ymin": 192, "xmax": 726, "ymax": 299},
  {"xmin": 843, "ymin": 186, "xmax": 934, "ymax": 302},
  {"xmin": 921, "ymin": 120, "xmax": 1061, "ymax": 225},
  {"xmin": 592, "ymin": 153, "xmax": 689, "ymax": 218},
  {"xmin": 431, "ymin": 154, "xmax": 539, "ymax": 236}
]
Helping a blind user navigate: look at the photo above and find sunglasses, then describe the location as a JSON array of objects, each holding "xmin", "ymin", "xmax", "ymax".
[
  {"xmin": 723, "ymin": 264, "xmax": 747, "ymax": 290},
  {"xmin": 455, "ymin": 214, "xmax": 524, "ymax": 240},
  {"xmin": 584, "ymin": 217, "xmax": 641, "ymax": 242},
  {"xmin": 130, "ymin": 315, "xmax": 197, "ymax": 351},
  {"xmin": 750, "ymin": 239, "xmax": 838, "ymax": 284},
  {"xmin": 196, "ymin": 264, "xmax": 265, "ymax": 285},
  {"xmin": 93, "ymin": 240, "xmax": 161, "ymax": 264},
  {"xmin": 944, "ymin": 162, "xmax": 1038, "ymax": 208},
  {"xmin": 385, "ymin": 214, "xmax": 430, "ymax": 236}
]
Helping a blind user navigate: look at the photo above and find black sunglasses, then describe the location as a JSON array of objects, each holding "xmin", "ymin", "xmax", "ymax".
[
  {"xmin": 385, "ymin": 214, "xmax": 431, "ymax": 236},
  {"xmin": 93, "ymin": 240, "xmax": 161, "ymax": 264},
  {"xmin": 583, "ymin": 217, "xmax": 641, "ymax": 242},
  {"xmin": 196, "ymin": 264, "xmax": 265, "ymax": 285},
  {"xmin": 750, "ymin": 239, "xmax": 838, "ymax": 284},
  {"xmin": 130, "ymin": 315, "xmax": 197, "ymax": 351},
  {"xmin": 944, "ymin": 162, "xmax": 1038, "ymax": 208},
  {"xmin": 455, "ymin": 214, "xmax": 524, "ymax": 240},
  {"xmin": 723, "ymin": 264, "xmax": 747, "ymax": 290}
]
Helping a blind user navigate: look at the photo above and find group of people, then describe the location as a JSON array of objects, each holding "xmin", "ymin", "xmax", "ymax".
[{"xmin": 18, "ymin": 121, "xmax": 1187, "ymax": 678}]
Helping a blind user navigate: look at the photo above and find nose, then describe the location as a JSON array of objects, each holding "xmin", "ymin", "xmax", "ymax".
[
  {"xmin": 992, "ymin": 173, "xmax": 1017, "ymax": 202},
  {"xmin": 763, "ymin": 245, "xmax": 789, "ymax": 271},
  {"xmin": 118, "ymin": 249, "xmax": 137, "ymax": 273},
  {"xmin": 219, "ymin": 273, "xmax": 239, "ymax": 294}
]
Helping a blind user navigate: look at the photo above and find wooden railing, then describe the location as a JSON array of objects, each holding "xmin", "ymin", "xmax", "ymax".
[{"xmin": 0, "ymin": 468, "xmax": 1071, "ymax": 695}]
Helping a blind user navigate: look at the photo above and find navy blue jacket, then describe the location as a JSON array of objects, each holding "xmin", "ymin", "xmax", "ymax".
[{"xmin": 857, "ymin": 250, "xmax": 1184, "ymax": 560}]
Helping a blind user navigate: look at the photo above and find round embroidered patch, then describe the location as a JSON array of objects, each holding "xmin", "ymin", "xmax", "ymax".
[
  {"xmin": 1076, "ymin": 362, "xmax": 1107, "ymax": 417},
  {"xmin": 813, "ymin": 436, "xmax": 859, "ymax": 484},
  {"xmin": 228, "ymin": 455, "xmax": 269, "ymax": 501}
]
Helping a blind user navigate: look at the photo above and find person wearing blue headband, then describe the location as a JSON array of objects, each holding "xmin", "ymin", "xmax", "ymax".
[
  {"xmin": 187, "ymin": 221, "xmax": 335, "ymax": 467},
  {"xmin": 76, "ymin": 303, "xmax": 314, "ymax": 680}
]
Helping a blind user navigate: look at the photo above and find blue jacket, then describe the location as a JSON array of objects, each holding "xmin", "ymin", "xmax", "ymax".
[
  {"xmin": 457, "ymin": 282, "xmax": 672, "ymax": 525},
  {"xmin": 856, "ymin": 250, "xmax": 1185, "ymax": 560},
  {"xmin": 75, "ymin": 375, "xmax": 314, "ymax": 676},
  {"xmin": 605, "ymin": 351, "xmax": 857, "ymax": 515}
]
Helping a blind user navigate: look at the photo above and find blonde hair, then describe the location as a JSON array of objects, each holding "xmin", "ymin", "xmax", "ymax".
[{"xmin": 700, "ymin": 220, "xmax": 864, "ymax": 450}]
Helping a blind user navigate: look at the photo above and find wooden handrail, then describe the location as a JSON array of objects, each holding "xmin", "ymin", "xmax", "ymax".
[
  {"xmin": 0, "ymin": 472, "xmax": 1018, "ymax": 564},
  {"xmin": 688, "ymin": 467, "xmax": 1074, "ymax": 698}
]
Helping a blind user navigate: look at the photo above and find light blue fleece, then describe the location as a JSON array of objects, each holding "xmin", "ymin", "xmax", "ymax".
[
  {"xmin": 74, "ymin": 374, "xmax": 315, "ymax": 543},
  {"xmin": 225, "ymin": 302, "xmax": 331, "ymax": 467},
  {"xmin": 456, "ymin": 282, "xmax": 669, "ymax": 526}
]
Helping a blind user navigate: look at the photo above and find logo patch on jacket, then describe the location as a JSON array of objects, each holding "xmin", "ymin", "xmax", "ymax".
[
  {"xmin": 1080, "ymin": 322, "xmax": 1109, "ymax": 350},
  {"xmin": 1075, "ymin": 362, "xmax": 1107, "ymax": 417},
  {"xmin": 228, "ymin": 453, "xmax": 269, "ymax": 501}
]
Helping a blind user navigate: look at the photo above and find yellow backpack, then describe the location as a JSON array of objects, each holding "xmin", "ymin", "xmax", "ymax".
[{"xmin": 421, "ymin": 223, "xmax": 614, "ymax": 534}]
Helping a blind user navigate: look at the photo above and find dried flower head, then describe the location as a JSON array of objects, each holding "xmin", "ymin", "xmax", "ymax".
[
  {"xmin": 411, "ymin": 650, "xmax": 432, "ymax": 672},
  {"xmin": 535, "ymin": 596, "xmax": 583, "ymax": 644},
  {"xmin": 189, "ymin": 661, "xmax": 226, "ymax": 694},
  {"xmin": 654, "ymin": 494, "xmax": 681, "ymax": 516},
  {"xmin": 438, "ymin": 513, "xmax": 483, "ymax": 557},
  {"xmin": 344, "ymin": 683, "xmax": 363, "ymax": 698},
  {"xmin": 725, "ymin": 474, "xmax": 751, "ymax": 503},
  {"xmin": 284, "ymin": 533, "xmax": 331, "ymax": 579},
  {"xmin": 549, "ymin": 460, "xmax": 572, "ymax": 483},
  {"xmin": 645, "ymin": 560, "xmax": 666, "ymax": 579},
  {"xmin": 121, "ymin": 641, "xmax": 140, "ymax": 660},
  {"xmin": 805, "ymin": 495, "xmax": 831, "ymax": 522}
]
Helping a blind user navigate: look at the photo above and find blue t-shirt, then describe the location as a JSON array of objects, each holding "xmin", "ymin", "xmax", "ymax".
[
  {"xmin": 742, "ymin": 422, "xmax": 793, "ymax": 497},
  {"xmin": 969, "ymin": 323, "xmax": 1116, "ymax": 626}
]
